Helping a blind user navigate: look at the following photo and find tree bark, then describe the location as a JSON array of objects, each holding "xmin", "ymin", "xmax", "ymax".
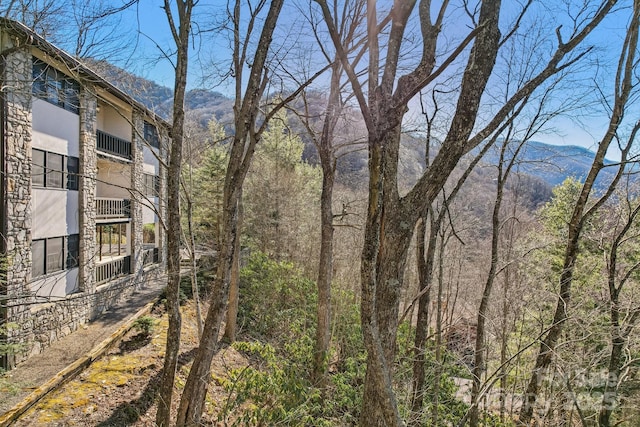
[
  {"xmin": 156, "ymin": 1, "xmax": 193, "ymax": 426},
  {"xmin": 313, "ymin": 157, "xmax": 335, "ymax": 384},
  {"xmin": 223, "ymin": 190, "xmax": 242, "ymax": 343},
  {"xmin": 357, "ymin": 3, "xmax": 502, "ymax": 424},
  {"xmin": 409, "ymin": 213, "xmax": 437, "ymax": 424}
]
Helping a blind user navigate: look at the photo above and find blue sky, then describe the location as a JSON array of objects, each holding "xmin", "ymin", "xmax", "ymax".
[{"xmin": 117, "ymin": 1, "xmax": 633, "ymax": 160}]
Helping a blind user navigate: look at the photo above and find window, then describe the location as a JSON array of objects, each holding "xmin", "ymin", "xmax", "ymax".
[
  {"xmin": 66, "ymin": 234, "xmax": 79, "ymax": 269},
  {"xmin": 31, "ymin": 234, "xmax": 79, "ymax": 278},
  {"xmin": 32, "ymin": 58, "xmax": 80, "ymax": 114},
  {"xmin": 66, "ymin": 156, "xmax": 79, "ymax": 190},
  {"xmin": 143, "ymin": 173, "xmax": 159, "ymax": 197},
  {"xmin": 144, "ymin": 121, "xmax": 160, "ymax": 149},
  {"xmin": 31, "ymin": 148, "xmax": 79, "ymax": 190},
  {"xmin": 46, "ymin": 237, "xmax": 64, "ymax": 272},
  {"xmin": 46, "ymin": 152, "xmax": 63, "ymax": 188},
  {"xmin": 32, "ymin": 149, "xmax": 45, "ymax": 186},
  {"xmin": 32, "ymin": 240, "xmax": 45, "ymax": 277}
]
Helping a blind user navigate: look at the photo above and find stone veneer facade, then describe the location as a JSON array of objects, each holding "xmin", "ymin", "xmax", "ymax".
[
  {"xmin": 130, "ymin": 113, "xmax": 144, "ymax": 277},
  {"xmin": 78, "ymin": 87, "xmax": 97, "ymax": 293},
  {"xmin": 1, "ymin": 42, "xmax": 167, "ymax": 369},
  {"xmin": 2, "ymin": 46, "xmax": 34, "ymax": 368}
]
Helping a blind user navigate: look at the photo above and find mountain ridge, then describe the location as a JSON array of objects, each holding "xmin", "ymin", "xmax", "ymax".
[{"xmin": 88, "ymin": 59, "xmax": 615, "ymax": 192}]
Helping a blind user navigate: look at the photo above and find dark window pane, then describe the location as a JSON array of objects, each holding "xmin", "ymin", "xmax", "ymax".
[
  {"xmin": 46, "ymin": 237, "xmax": 64, "ymax": 272},
  {"xmin": 46, "ymin": 152, "xmax": 63, "ymax": 188},
  {"xmin": 32, "ymin": 149, "xmax": 45, "ymax": 186},
  {"xmin": 32, "ymin": 60, "xmax": 47, "ymax": 96},
  {"xmin": 144, "ymin": 122, "xmax": 160, "ymax": 148},
  {"xmin": 32, "ymin": 239, "xmax": 45, "ymax": 277},
  {"xmin": 46, "ymin": 68, "xmax": 62, "ymax": 106},
  {"xmin": 31, "ymin": 57, "xmax": 80, "ymax": 114},
  {"xmin": 64, "ymin": 80, "xmax": 80, "ymax": 114},
  {"xmin": 66, "ymin": 234, "xmax": 79, "ymax": 269},
  {"xmin": 66, "ymin": 156, "xmax": 79, "ymax": 190}
]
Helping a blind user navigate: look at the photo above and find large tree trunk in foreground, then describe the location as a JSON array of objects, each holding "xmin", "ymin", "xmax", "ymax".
[
  {"xmin": 357, "ymin": 2, "xmax": 502, "ymax": 423},
  {"xmin": 175, "ymin": 1, "xmax": 285, "ymax": 425},
  {"xmin": 156, "ymin": 1, "xmax": 193, "ymax": 425}
]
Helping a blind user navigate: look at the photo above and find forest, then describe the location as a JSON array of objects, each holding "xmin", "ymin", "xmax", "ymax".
[{"xmin": 2, "ymin": 0, "xmax": 640, "ymax": 426}]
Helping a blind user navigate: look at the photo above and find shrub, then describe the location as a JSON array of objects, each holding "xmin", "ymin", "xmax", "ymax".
[{"xmin": 132, "ymin": 316, "xmax": 156, "ymax": 337}]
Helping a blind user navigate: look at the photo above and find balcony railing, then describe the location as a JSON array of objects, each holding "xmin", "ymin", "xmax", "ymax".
[
  {"xmin": 95, "ymin": 255, "xmax": 131, "ymax": 284},
  {"xmin": 97, "ymin": 129, "xmax": 131, "ymax": 159},
  {"xmin": 96, "ymin": 198, "xmax": 131, "ymax": 219}
]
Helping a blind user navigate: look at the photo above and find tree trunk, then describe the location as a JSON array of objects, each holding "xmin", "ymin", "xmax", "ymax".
[
  {"xmin": 432, "ymin": 228, "xmax": 448, "ymax": 427},
  {"xmin": 156, "ymin": 1, "xmax": 193, "ymax": 425},
  {"xmin": 175, "ymin": 1, "xmax": 285, "ymax": 424},
  {"xmin": 409, "ymin": 212, "xmax": 438, "ymax": 425},
  {"xmin": 313, "ymin": 162, "xmax": 334, "ymax": 384},
  {"xmin": 187, "ymin": 197, "xmax": 204, "ymax": 337},
  {"xmin": 224, "ymin": 190, "xmax": 242, "ymax": 343},
  {"xmin": 470, "ymin": 171, "xmax": 504, "ymax": 427},
  {"xmin": 598, "ymin": 305, "xmax": 623, "ymax": 427}
]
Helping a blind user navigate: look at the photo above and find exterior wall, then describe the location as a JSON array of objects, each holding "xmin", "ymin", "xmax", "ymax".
[
  {"xmin": 96, "ymin": 103, "xmax": 131, "ymax": 140},
  {"xmin": 3, "ymin": 47, "xmax": 34, "ymax": 369},
  {"xmin": 18, "ymin": 268, "xmax": 163, "ymax": 359},
  {"xmin": 32, "ymin": 189, "xmax": 79, "ymax": 237},
  {"xmin": 78, "ymin": 87, "xmax": 97, "ymax": 293},
  {"xmin": 96, "ymin": 159, "xmax": 131, "ymax": 199},
  {"xmin": 32, "ymin": 99, "xmax": 79, "ymax": 153},
  {"xmin": 29, "ymin": 268, "xmax": 79, "ymax": 298},
  {"xmin": 130, "ymin": 113, "xmax": 144, "ymax": 275}
]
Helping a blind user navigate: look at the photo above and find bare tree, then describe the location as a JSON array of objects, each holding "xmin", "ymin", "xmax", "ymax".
[
  {"xmin": 155, "ymin": 1, "xmax": 195, "ymax": 426},
  {"xmin": 520, "ymin": 1, "xmax": 639, "ymax": 422},
  {"xmin": 293, "ymin": 0, "xmax": 368, "ymax": 385},
  {"xmin": 175, "ymin": 2, "xmax": 288, "ymax": 424},
  {"xmin": 598, "ymin": 180, "xmax": 640, "ymax": 427},
  {"xmin": 316, "ymin": 0, "xmax": 619, "ymax": 424}
]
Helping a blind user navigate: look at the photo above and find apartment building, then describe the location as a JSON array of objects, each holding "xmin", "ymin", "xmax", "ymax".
[{"xmin": 0, "ymin": 19, "xmax": 168, "ymax": 369}]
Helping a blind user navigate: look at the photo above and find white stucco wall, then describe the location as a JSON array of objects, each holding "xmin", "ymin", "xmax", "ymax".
[
  {"xmin": 143, "ymin": 146, "xmax": 159, "ymax": 173},
  {"xmin": 32, "ymin": 99, "xmax": 79, "ymax": 155},
  {"xmin": 30, "ymin": 268, "xmax": 80, "ymax": 298},
  {"xmin": 32, "ymin": 189, "xmax": 79, "ymax": 239},
  {"xmin": 97, "ymin": 103, "xmax": 132, "ymax": 141},
  {"xmin": 142, "ymin": 203, "xmax": 157, "ymax": 224},
  {"xmin": 96, "ymin": 158, "xmax": 131, "ymax": 199}
]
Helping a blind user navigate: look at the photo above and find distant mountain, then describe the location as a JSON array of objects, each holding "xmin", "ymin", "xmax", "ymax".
[
  {"xmin": 89, "ymin": 60, "xmax": 618, "ymax": 200},
  {"xmin": 482, "ymin": 140, "xmax": 617, "ymax": 188}
]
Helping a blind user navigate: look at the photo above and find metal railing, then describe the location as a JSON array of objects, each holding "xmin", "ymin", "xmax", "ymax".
[
  {"xmin": 95, "ymin": 255, "xmax": 131, "ymax": 284},
  {"xmin": 97, "ymin": 129, "xmax": 131, "ymax": 159},
  {"xmin": 96, "ymin": 198, "xmax": 130, "ymax": 219}
]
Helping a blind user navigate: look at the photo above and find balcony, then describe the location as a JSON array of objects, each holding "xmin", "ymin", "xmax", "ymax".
[
  {"xmin": 96, "ymin": 198, "xmax": 131, "ymax": 219},
  {"xmin": 97, "ymin": 129, "xmax": 131, "ymax": 159},
  {"xmin": 95, "ymin": 255, "xmax": 131, "ymax": 284}
]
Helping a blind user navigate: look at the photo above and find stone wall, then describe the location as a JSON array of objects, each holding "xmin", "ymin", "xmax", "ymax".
[
  {"xmin": 78, "ymin": 88, "xmax": 97, "ymax": 293},
  {"xmin": 130, "ymin": 113, "xmax": 144, "ymax": 275},
  {"xmin": 15, "ymin": 265, "xmax": 163, "ymax": 361},
  {"xmin": 2, "ymin": 47, "xmax": 34, "ymax": 368}
]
